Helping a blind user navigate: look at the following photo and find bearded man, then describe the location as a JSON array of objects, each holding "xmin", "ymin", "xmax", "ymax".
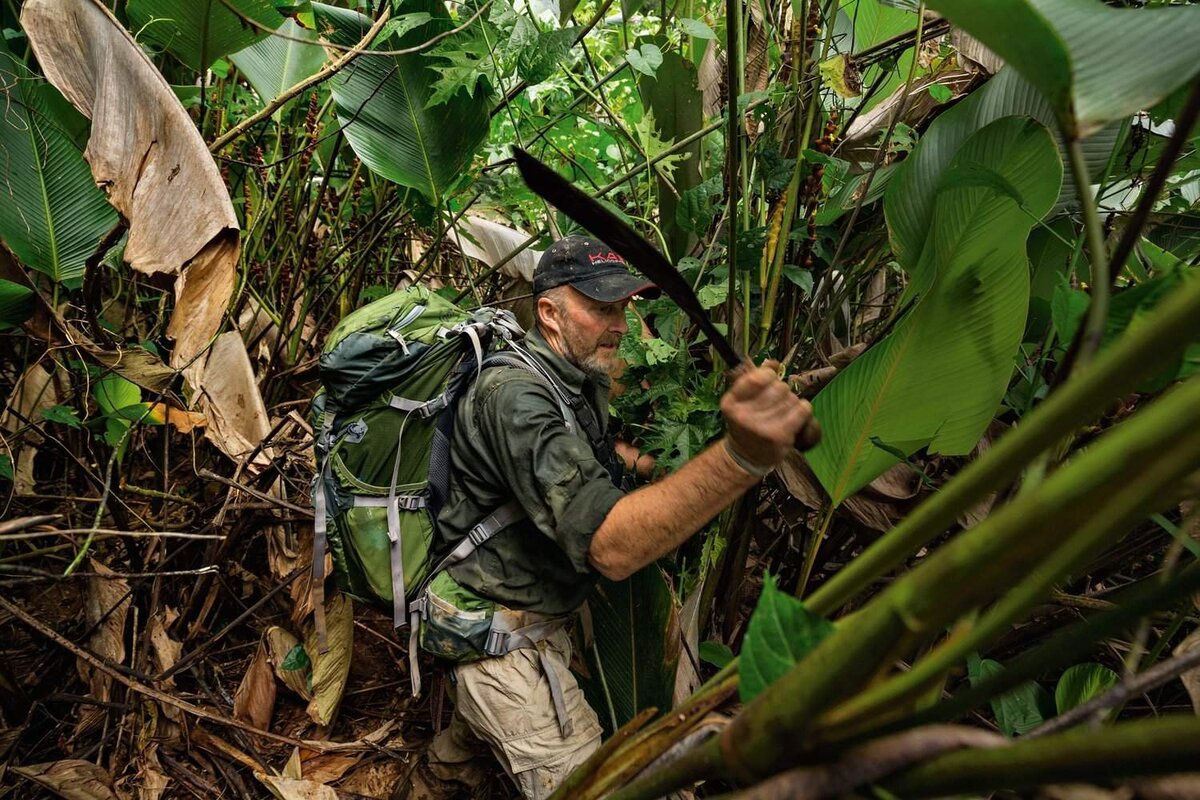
[{"xmin": 425, "ymin": 235, "xmax": 813, "ymax": 798}]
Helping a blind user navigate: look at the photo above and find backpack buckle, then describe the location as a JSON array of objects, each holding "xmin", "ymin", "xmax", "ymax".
[{"xmin": 484, "ymin": 628, "xmax": 509, "ymax": 656}]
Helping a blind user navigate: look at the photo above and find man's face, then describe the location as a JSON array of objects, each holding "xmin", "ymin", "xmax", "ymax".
[{"xmin": 548, "ymin": 287, "xmax": 631, "ymax": 378}]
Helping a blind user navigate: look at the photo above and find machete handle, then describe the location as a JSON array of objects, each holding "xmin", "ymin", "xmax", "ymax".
[
  {"xmin": 794, "ymin": 417, "xmax": 823, "ymax": 452},
  {"xmin": 726, "ymin": 360, "xmax": 824, "ymax": 453}
]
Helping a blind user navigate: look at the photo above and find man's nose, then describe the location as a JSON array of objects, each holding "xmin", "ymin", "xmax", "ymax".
[{"xmin": 611, "ymin": 314, "xmax": 628, "ymax": 335}]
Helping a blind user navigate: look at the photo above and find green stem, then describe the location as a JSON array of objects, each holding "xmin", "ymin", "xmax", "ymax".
[
  {"xmin": 1067, "ymin": 136, "xmax": 1110, "ymax": 369},
  {"xmin": 885, "ymin": 716, "xmax": 1200, "ymax": 797}
]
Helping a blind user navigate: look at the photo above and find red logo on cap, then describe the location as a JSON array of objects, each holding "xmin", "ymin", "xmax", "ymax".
[{"xmin": 587, "ymin": 251, "xmax": 625, "ymax": 265}]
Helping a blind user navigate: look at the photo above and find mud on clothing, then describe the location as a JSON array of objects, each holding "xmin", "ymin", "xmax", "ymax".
[{"xmin": 434, "ymin": 326, "xmax": 627, "ymax": 615}]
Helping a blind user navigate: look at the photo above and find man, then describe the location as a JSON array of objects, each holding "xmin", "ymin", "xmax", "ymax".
[{"xmin": 426, "ymin": 235, "xmax": 813, "ymax": 798}]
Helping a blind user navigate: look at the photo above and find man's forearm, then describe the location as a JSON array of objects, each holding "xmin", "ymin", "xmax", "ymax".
[{"xmin": 587, "ymin": 439, "xmax": 760, "ymax": 580}]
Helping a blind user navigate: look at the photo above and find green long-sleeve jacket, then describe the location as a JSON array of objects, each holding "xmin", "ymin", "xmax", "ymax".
[{"xmin": 435, "ymin": 327, "xmax": 627, "ymax": 614}]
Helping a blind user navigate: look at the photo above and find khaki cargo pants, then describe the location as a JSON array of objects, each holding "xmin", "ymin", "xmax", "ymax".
[{"xmin": 428, "ymin": 627, "xmax": 602, "ymax": 799}]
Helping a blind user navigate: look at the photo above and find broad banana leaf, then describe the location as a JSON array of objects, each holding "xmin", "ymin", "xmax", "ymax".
[
  {"xmin": 580, "ymin": 566, "xmax": 680, "ymax": 733},
  {"xmin": 0, "ymin": 50, "xmax": 117, "ymax": 284},
  {"xmin": 126, "ymin": 0, "xmax": 283, "ymax": 72},
  {"xmin": 314, "ymin": 2, "xmax": 490, "ymax": 204},
  {"xmin": 927, "ymin": 0, "xmax": 1200, "ymax": 138},
  {"xmin": 809, "ymin": 117, "xmax": 1061, "ymax": 503},
  {"xmin": 230, "ymin": 18, "xmax": 327, "ymax": 107},
  {"xmin": 886, "ymin": 67, "xmax": 1117, "ymax": 282}
]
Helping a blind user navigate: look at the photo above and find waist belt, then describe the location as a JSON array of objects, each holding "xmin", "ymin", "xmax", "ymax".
[{"xmin": 412, "ymin": 594, "xmax": 573, "ymax": 737}]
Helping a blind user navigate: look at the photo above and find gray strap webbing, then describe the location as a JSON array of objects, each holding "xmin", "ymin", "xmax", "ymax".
[
  {"xmin": 389, "ymin": 393, "xmax": 450, "ymax": 418},
  {"xmin": 485, "ymin": 618, "xmax": 573, "ymax": 737},
  {"xmin": 312, "ymin": 463, "xmax": 330, "ymax": 653},
  {"xmin": 407, "ymin": 596, "xmax": 427, "ymax": 697},
  {"xmin": 313, "ymin": 413, "xmax": 336, "ymax": 653},
  {"xmin": 384, "ymin": 410, "xmax": 417, "ymax": 629},
  {"xmin": 352, "ymin": 495, "xmax": 426, "ymax": 511},
  {"xmin": 437, "ymin": 499, "xmax": 524, "ymax": 569}
]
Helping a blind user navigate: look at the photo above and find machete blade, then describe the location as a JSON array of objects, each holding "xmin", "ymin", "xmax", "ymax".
[
  {"xmin": 512, "ymin": 147, "xmax": 821, "ymax": 451},
  {"xmin": 512, "ymin": 147, "xmax": 745, "ymax": 370}
]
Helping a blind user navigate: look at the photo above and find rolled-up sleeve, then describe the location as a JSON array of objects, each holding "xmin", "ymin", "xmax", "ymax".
[{"xmin": 474, "ymin": 374, "xmax": 626, "ymax": 574}]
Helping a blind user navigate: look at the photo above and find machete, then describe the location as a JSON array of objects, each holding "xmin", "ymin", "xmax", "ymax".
[{"xmin": 512, "ymin": 147, "xmax": 821, "ymax": 452}]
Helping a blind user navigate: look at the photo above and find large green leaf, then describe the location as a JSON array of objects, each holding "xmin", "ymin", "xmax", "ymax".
[
  {"xmin": 740, "ymin": 574, "xmax": 835, "ymax": 703},
  {"xmin": 229, "ymin": 18, "xmax": 326, "ymax": 106},
  {"xmin": 968, "ymin": 655, "xmax": 1055, "ymax": 737},
  {"xmin": 0, "ymin": 278, "xmax": 34, "ymax": 330},
  {"xmin": 886, "ymin": 67, "xmax": 1116, "ymax": 279},
  {"xmin": 579, "ymin": 566, "xmax": 679, "ymax": 733},
  {"xmin": 639, "ymin": 47, "xmax": 703, "ymax": 262},
  {"xmin": 809, "ymin": 117, "xmax": 1061, "ymax": 503},
  {"xmin": 313, "ymin": 2, "xmax": 489, "ymax": 203},
  {"xmin": 127, "ymin": 0, "xmax": 283, "ymax": 72},
  {"xmin": 927, "ymin": 0, "xmax": 1200, "ymax": 138},
  {"xmin": 0, "ymin": 51, "xmax": 117, "ymax": 284}
]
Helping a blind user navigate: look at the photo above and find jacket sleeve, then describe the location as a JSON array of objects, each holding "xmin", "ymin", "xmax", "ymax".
[{"xmin": 472, "ymin": 372, "xmax": 626, "ymax": 575}]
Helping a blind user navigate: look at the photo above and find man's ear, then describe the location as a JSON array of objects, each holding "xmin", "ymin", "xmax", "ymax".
[{"xmin": 536, "ymin": 294, "xmax": 561, "ymax": 334}]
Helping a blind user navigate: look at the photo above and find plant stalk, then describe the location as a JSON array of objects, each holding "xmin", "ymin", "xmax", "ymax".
[{"xmin": 1066, "ymin": 136, "xmax": 1110, "ymax": 369}]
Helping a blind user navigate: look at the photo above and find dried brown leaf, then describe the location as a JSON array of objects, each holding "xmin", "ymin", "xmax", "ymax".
[
  {"xmin": 864, "ymin": 463, "xmax": 921, "ymax": 502},
  {"xmin": 951, "ymin": 27, "xmax": 1005, "ymax": 75},
  {"xmin": 79, "ymin": 559, "xmax": 130, "ymax": 702},
  {"xmin": 144, "ymin": 403, "xmax": 206, "ymax": 433},
  {"xmin": 145, "ymin": 607, "xmax": 182, "ymax": 685},
  {"xmin": 198, "ymin": 332, "xmax": 272, "ymax": 464},
  {"xmin": 234, "ymin": 641, "xmax": 278, "ymax": 730},
  {"xmin": 299, "ymin": 753, "xmax": 362, "ymax": 785},
  {"xmin": 842, "ymin": 69, "xmax": 977, "ymax": 163},
  {"xmin": 776, "ymin": 452, "xmax": 899, "ymax": 532},
  {"xmin": 12, "ymin": 759, "xmax": 120, "ymax": 800},
  {"xmin": 304, "ymin": 594, "xmax": 353, "ymax": 726},
  {"xmin": 132, "ymin": 745, "xmax": 170, "ymax": 800},
  {"xmin": 451, "ymin": 214, "xmax": 542, "ymax": 282},
  {"xmin": 338, "ymin": 758, "xmax": 411, "ymax": 800},
  {"xmin": 255, "ymin": 773, "xmax": 338, "ymax": 800},
  {"xmin": 22, "ymin": 0, "xmax": 239, "ymax": 389},
  {"xmin": 1173, "ymin": 628, "xmax": 1200, "ymax": 714},
  {"xmin": 699, "ymin": 39, "xmax": 723, "ymax": 117}
]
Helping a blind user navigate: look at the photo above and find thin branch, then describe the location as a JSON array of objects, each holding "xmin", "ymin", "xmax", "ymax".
[
  {"xmin": 197, "ymin": 469, "xmax": 312, "ymax": 515},
  {"xmin": 216, "ymin": 0, "xmax": 491, "ymax": 57},
  {"xmin": 209, "ymin": 8, "xmax": 392, "ymax": 153}
]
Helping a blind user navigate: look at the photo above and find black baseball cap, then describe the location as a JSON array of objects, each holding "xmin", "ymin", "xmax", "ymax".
[{"xmin": 533, "ymin": 235, "xmax": 659, "ymax": 302}]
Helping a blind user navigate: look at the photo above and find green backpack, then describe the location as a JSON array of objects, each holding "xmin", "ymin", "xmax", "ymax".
[{"xmin": 310, "ymin": 285, "xmax": 534, "ymax": 658}]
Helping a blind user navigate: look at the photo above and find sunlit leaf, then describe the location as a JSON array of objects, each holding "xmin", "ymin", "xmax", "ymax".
[
  {"xmin": 810, "ymin": 117, "xmax": 1061, "ymax": 502},
  {"xmin": 230, "ymin": 17, "xmax": 326, "ymax": 107},
  {"xmin": 741, "ymin": 574, "xmax": 835, "ymax": 702},
  {"xmin": 1055, "ymin": 662, "xmax": 1119, "ymax": 714}
]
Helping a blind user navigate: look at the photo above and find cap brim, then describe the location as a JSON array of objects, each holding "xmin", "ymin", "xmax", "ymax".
[{"xmin": 571, "ymin": 271, "xmax": 660, "ymax": 302}]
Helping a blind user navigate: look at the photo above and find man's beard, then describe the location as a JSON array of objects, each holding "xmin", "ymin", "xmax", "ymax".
[{"xmin": 562, "ymin": 331, "xmax": 621, "ymax": 379}]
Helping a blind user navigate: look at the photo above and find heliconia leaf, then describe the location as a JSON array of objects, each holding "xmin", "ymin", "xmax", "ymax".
[
  {"xmin": 0, "ymin": 50, "xmax": 117, "ymax": 285},
  {"xmin": 927, "ymin": 0, "xmax": 1200, "ymax": 138},
  {"xmin": 740, "ymin": 574, "xmax": 834, "ymax": 703},
  {"xmin": 810, "ymin": 117, "xmax": 1061, "ymax": 503},
  {"xmin": 314, "ymin": 1, "xmax": 490, "ymax": 203},
  {"xmin": 126, "ymin": 0, "xmax": 283, "ymax": 72},
  {"xmin": 580, "ymin": 566, "xmax": 680, "ymax": 733},
  {"xmin": 0, "ymin": 278, "xmax": 34, "ymax": 330},
  {"xmin": 230, "ymin": 18, "xmax": 327, "ymax": 107}
]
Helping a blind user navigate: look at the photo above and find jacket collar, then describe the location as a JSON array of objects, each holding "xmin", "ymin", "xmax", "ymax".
[{"xmin": 524, "ymin": 326, "xmax": 612, "ymax": 396}]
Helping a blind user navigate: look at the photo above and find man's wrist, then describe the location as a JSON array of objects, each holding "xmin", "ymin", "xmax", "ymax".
[{"xmin": 722, "ymin": 437, "xmax": 773, "ymax": 479}]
